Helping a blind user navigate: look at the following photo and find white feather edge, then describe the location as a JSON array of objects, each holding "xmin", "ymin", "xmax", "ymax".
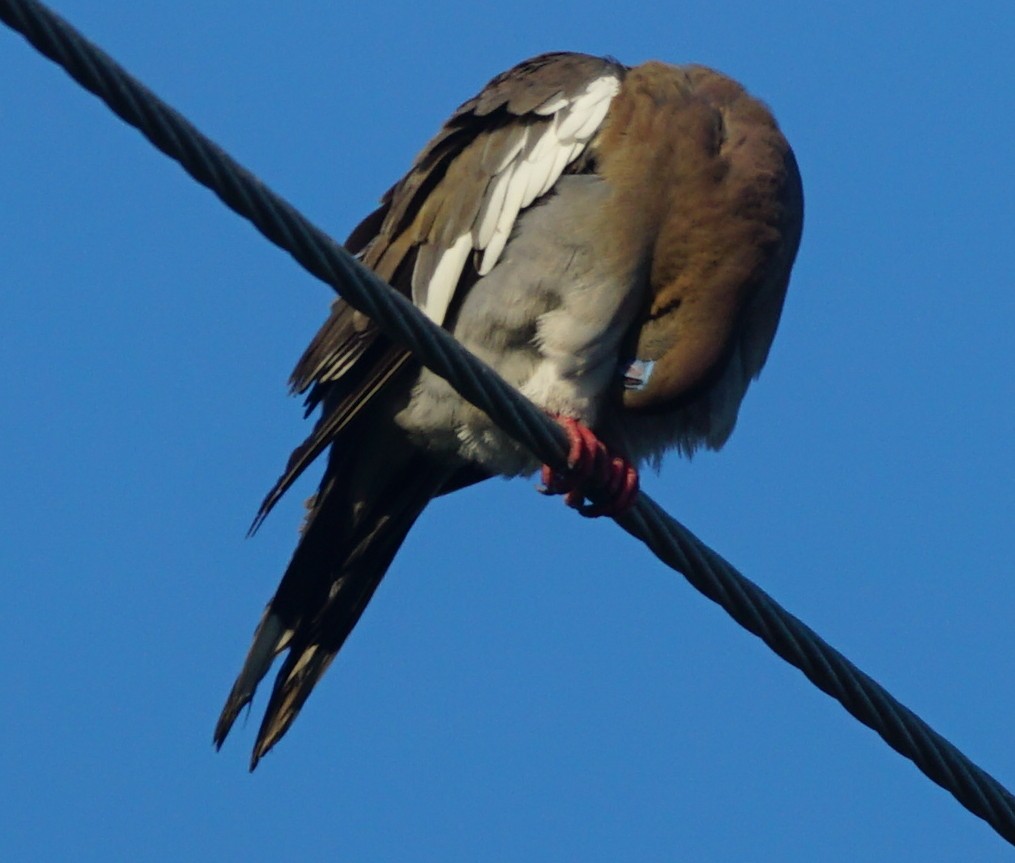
[
  {"xmin": 417, "ymin": 234, "xmax": 473, "ymax": 323},
  {"xmin": 474, "ymin": 161, "xmax": 515, "ymax": 248},
  {"xmin": 415, "ymin": 71, "xmax": 621, "ymax": 325},
  {"xmin": 486, "ymin": 125, "xmax": 529, "ymax": 175},
  {"xmin": 533, "ymin": 92, "xmax": 568, "ymax": 115},
  {"xmin": 229, "ymin": 613, "xmax": 292, "ymax": 704}
]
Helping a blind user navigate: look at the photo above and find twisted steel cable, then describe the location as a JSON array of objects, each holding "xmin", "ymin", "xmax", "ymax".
[{"xmin": 2, "ymin": 0, "xmax": 1012, "ymax": 845}]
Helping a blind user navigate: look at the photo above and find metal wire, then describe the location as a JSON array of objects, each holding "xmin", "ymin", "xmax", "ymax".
[{"xmin": 3, "ymin": 0, "xmax": 1013, "ymax": 845}]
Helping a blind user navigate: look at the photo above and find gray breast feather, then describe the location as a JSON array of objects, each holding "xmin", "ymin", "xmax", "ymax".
[{"xmin": 396, "ymin": 175, "xmax": 646, "ymax": 475}]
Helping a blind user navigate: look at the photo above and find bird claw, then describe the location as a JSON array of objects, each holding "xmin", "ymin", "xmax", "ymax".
[{"xmin": 538, "ymin": 415, "xmax": 639, "ymax": 517}]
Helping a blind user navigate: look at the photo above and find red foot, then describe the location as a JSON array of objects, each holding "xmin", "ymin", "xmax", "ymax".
[{"xmin": 539, "ymin": 415, "xmax": 639, "ymax": 517}]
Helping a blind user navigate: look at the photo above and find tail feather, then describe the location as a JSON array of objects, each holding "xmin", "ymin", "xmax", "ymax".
[
  {"xmin": 213, "ymin": 610, "xmax": 290, "ymax": 750},
  {"xmin": 248, "ymin": 491, "xmax": 429, "ymax": 769},
  {"xmin": 215, "ymin": 432, "xmax": 455, "ymax": 767}
]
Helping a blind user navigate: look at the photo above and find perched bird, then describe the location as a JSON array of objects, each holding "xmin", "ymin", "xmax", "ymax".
[{"xmin": 214, "ymin": 52, "xmax": 804, "ymax": 768}]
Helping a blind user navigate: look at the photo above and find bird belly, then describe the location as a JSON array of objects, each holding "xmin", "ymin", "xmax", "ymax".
[{"xmin": 394, "ymin": 176, "xmax": 646, "ymax": 476}]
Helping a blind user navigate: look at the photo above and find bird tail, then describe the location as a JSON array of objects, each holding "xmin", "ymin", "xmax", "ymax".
[{"xmin": 214, "ymin": 429, "xmax": 453, "ymax": 769}]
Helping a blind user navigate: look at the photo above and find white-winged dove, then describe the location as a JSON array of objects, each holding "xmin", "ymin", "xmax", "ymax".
[{"xmin": 214, "ymin": 52, "xmax": 804, "ymax": 768}]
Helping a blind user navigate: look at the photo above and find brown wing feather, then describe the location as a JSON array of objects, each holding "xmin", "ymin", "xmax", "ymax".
[
  {"xmin": 249, "ymin": 345, "xmax": 413, "ymax": 533},
  {"xmin": 246, "ymin": 448, "xmax": 453, "ymax": 769}
]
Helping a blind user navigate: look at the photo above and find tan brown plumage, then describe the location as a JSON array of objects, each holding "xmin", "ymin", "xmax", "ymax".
[{"xmin": 214, "ymin": 52, "xmax": 803, "ymax": 768}]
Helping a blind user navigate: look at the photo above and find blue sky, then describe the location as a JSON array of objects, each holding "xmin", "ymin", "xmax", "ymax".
[{"xmin": 2, "ymin": 1, "xmax": 1013, "ymax": 860}]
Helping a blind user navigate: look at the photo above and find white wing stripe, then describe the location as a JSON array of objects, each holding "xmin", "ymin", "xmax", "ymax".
[
  {"xmin": 420, "ymin": 234, "xmax": 473, "ymax": 323},
  {"xmin": 522, "ymin": 149, "xmax": 556, "ymax": 209},
  {"xmin": 418, "ymin": 70, "xmax": 622, "ymax": 319},
  {"xmin": 539, "ymin": 139, "xmax": 576, "ymax": 198},
  {"xmin": 524, "ymin": 121, "xmax": 560, "ymax": 163},
  {"xmin": 479, "ymin": 229, "xmax": 510, "ymax": 277},
  {"xmin": 572, "ymin": 96, "xmax": 614, "ymax": 142},
  {"xmin": 479, "ymin": 157, "xmax": 533, "ymax": 275},
  {"xmin": 485, "ymin": 126, "xmax": 529, "ymax": 175},
  {"xmin": 474, "ymin": 167, "xmax": 513, "ymax": 248},
  {"xmin": 556, "ymin": 76, "xmax": 620, "ymax": 139},
  {"xmin": 533, "ymin": 92, "xmax": 568, "ymax": 115}
]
